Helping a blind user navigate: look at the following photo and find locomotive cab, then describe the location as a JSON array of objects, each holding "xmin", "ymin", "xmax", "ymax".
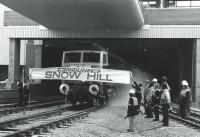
[
  {"xmin": 62, "ymin": 50, "xmax": 108, "ymax": 68},
  {"xmin": 60, "ymin": 50, "xmax": 109, "ymax": 106}
]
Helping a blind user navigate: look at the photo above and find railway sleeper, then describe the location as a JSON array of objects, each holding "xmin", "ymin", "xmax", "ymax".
[
  {"xmin": 55, "ymin": 122, "xmax": 62, "ymax": 128},
  {"xmin": 76, "ymin": 115, "xmax": 81, "ymax": 120},
  {"xmin": 66, "ymin": 119, "xmax": 72, "ymax": 124},
  {"xmin": 61, "ymin": 120, "xmax": 67, "ymax": 126},
  {"xmin": 50, "ymin": 123, "xmax": 57, "ymax": 129},
  {"xmin": 71, "ymin": 117, "xmax": 76, "ymax": 121},
  {"xmin": 34, "ymin": 128, "xmax": 43, "ymax": 135},
  {"xmin": 43, "ymin": 125, "xmax": 50, "ymax": 133},
  {"xmin": 25, "ymin": 130, "xmax": 35, "ymax": 137}
]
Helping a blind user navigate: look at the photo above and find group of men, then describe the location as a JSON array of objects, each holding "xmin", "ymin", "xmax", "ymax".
[
  {"xmin": 126, "ymin": 76, "xmax": 192, "ymax": 132},
  {"xmin": 143, "ymin": 77, "xmax": 171, "ymax": 126},
  {"xmin": 96, "ymin": 85, "xmax": 113, "ymax": 107}
]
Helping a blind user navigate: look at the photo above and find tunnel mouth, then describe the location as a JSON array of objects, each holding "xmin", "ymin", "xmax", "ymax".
[{"xmin": 40, "ymin": 38, "xmax": 193, "ymax": 102}]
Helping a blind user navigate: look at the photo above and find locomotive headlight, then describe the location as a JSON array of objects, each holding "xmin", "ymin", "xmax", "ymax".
[
  {"xmin": 59, "ymin": 84, "xmax": 69, "ymax": 95},
  {"xmin": 89, "ymin": 84, "xmax": 100, "ymax": 96}
]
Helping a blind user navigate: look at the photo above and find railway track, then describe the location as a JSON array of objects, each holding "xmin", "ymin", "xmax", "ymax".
[
  {"xmin": 0, "ymin": 105, "xmax": 99, "ymax": 137},
  {"xmin": 169, "ymin": 104, "xmax": 200, "ymax": 129},
  {"xmin": 158, "ymin": 104, "xmax": 200, "ymax": 129},
  {"xmin": 0, "ymin": 100, "xmax": 66, "ymax": 117},
  {"xmin": 0, "ymin": 96, "xmax": 64, "ymax": 109}
]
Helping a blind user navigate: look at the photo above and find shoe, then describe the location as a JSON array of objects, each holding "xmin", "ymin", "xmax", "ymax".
[
  {"xmin": 144, "ymin": 116, "xmax": 148, "ymax": 118},
  {"xmin": 149, "ymin": 116, "xmax": 153, "ymax": 118},
  {"xmin": 127, "ymin": 129, "xmax": 134, "ymax": 132},
  {"xmin": 163, "ymin": 124, "xmax": 169, "ymax": 127},
  {"xmin": 153, "ymin": 119, "xmax": 159, "ymax": 121}
]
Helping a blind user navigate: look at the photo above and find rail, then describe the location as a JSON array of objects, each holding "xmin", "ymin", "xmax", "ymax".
[
  {"xmin": 2, "ymin": 106, "xmax": 100, "ymax": 137},
  {"xmin": 159, "ymin": 104, "xmax": 200, "ymax": 129},
  {"xmin": 0, "ymin": 100, "xmax": 66, "ymax": 117}
]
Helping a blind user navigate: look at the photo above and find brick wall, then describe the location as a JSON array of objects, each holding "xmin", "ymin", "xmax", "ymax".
[
  {"xmin": 4, "ymin": 8, "xmax": 200, "ymax": 26},
  {"xmin": 4, "ymin": 11, "xmax": 38, "ymax": 26}
]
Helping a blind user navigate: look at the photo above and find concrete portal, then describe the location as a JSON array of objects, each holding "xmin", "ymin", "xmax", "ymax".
[
  {"xmin": 0, "ymin": 0, "xmax": 144, "ymax": 29},
  {"xmin": 5, "ymin": 25, "xmax": 200, "ymax": 105},
  {"xmin": 41, "ymin": 39, "xmax": 193, "ymax": 103}
]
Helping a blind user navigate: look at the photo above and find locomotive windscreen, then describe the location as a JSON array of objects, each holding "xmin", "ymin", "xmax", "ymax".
[
  {"xmin": 64, "ymin": 53, "xmax": 81, "ymax": 63},
  {"xmin": 83, "ymin": 53, "xmax": 100, "ymax": 63}
]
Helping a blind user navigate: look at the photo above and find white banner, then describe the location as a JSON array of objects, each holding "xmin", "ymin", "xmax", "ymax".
[{"xmin": 29, "ymin": 67, "xmax": 131, "ymax": 84}]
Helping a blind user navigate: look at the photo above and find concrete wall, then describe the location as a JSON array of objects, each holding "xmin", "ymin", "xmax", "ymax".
[
  {"xmin": 144, "ymin": 8, "xmax": 200, "ymax": 25},
  {"xmin": 4, "ymin": 11, "xmax": 38, "ymax": 26},
  {"xmin": 0, "ymin": 5, "xmax": 9, "ymax": 65},
  {"xmin": 0, "ymin": 4, "xmax": 27, "ymax": 65},
  {"xmin": 0, "ymin": 89, "xmax": 18, "ymax": 99},
  {"xmin": 195, "ymin": 39, "xmax": 200, "ymax": 105}
]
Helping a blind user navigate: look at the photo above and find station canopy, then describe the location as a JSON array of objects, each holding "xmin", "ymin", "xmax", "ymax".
[{"xmin": 0, "ymin": 0, "xmax": 144, "ymax": 29}]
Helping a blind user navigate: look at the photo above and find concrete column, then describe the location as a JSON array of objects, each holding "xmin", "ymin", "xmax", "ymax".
[
  {"xmin": 6, "ymin": 38, "xmax": 20, "ymax": 89},
  {"xmin": 159, "ymin": 0, "xmax": 164, "ymax": 8},
  {"xmin": 26, "ymin": 40, "xmax": 43, "ymax": 84},
  {"xmin": 195, "ymin": 39, "xmax": 200, "ymax": 105},
  {"xmin": 159, "ymin": 0, "xmax": 168, "ymax": 8}
]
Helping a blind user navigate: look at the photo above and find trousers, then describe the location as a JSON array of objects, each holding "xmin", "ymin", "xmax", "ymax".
[{"xmin": 129, "ymin": 116, "xmax": 135, "ymax": 131}]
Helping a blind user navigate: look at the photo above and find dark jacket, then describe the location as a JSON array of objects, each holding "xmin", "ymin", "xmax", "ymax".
[
  {"xmin": 127, "ymin": 96, "xmax": 140, "ymax": 117},
  {"xmin": 152, "ymin": 89, "xmax": 160, "ymax": 105}
]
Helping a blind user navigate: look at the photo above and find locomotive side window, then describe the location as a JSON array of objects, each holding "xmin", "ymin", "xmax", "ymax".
[
  {"xmin": 64, "ymin": 52, "xmax": 81, "ymax": 63},
  {"xmin": 83, "ymin": 52, "xmax": 100, "ymax": 63},
  {"xmin": 103, "ymin": 54, "xmax": 108, "ymax": 64}
]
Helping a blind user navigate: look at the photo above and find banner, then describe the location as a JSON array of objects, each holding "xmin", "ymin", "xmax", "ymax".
[{"xmin": 29, "ymin": 67, "xmax": 131, "ymax": 84}]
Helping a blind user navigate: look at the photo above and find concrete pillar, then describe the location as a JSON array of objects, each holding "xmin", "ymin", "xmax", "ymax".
[
  {"xmin": 159, "ymin": 0, "xmax": 168, "ymax": 8},
  {"xmin": 159, "ymin": 0, "xmax": 164, "ymax": 8},
  {"xmin": 6, "ymin": 38, "xmax": 20, "ymax": 89},
  {"xmin": 195, "ymin": 39, "xmax": 200, "ymax": 105},
  {"xmin": 26, "ymin": 40, "xmax": 43, "ymax": 84}
]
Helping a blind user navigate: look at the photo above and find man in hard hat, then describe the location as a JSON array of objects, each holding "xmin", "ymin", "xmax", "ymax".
[
  {"xmin": 160, "ymin": 83, "xmax": 171, "ymax": 126},
  {"xmin": 125, "ymin": 88, "xmax": 140, "ymax": 132},
  {"xmin": 152, "ymin": 78, "xmax": 158, "ymax": 83},
  {"xmin": 179, "ymin": 80, "xmax": 192, "ymax": 119},
  {"xmin": 145, "ymin": 81, "xmax": 154, "ymax": 118}
]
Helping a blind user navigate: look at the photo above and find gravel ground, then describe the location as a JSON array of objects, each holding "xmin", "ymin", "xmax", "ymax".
[{"xmin": 48, "ymin": 105, "xmax": 200, "ymax": 137}]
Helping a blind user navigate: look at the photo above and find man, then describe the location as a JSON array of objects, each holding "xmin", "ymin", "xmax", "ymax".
[
  {"xmin": 23, "ymin": 82, "xmax": 30, "ymax": 106},
  {"xmin": 125, "ymin": 88, "xmax": 140, "ymax": 132},
  {"xmin": 179, "ymin": 80, "xmax": 192, "ymax": 119},
  {"xmin": 160, "ymin": 84, "xmax": 171, "ymax": 126},
  {"xmin": 17, "ymin": 79, "xmax": 24, "ymax": 107},
  {"xmin": 160, "ymin": 76, "xmax": 172, "ymax": 100},
  {"xmin": 152, "ymin": 83, "xmax": 161, "ymax": 121},
  {"xmin": 145, "ymin": 82, "xmax": 154, "ymax": 118},
  {"xmin": 132, "ymin": 81, "xmax": 142, "ymax": 108}
]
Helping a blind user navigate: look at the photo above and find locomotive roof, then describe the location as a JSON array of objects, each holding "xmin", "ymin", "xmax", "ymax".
[
  {"xmin": 64, "ymin": 44, "xmax": 107, "ymax": 52},
  {"xmin": 45, "ymin": 41, "xmax": 108, "ymax": 51}
]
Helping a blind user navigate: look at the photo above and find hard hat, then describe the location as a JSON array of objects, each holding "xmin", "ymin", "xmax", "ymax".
[
  {"xmin": 181, "ymin": 80, "xmax": 188, "ymax": 86},
  {"xmin": 129, "ymin": 89, "xmax": 135, "ymax": 94},
  {"xmin": 152, "ymin": 78, "xmax": 158, "ymax": 83},
  {"xmin": 161, "ymin": 76, "xmax": 168, "ymax": 81}
]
